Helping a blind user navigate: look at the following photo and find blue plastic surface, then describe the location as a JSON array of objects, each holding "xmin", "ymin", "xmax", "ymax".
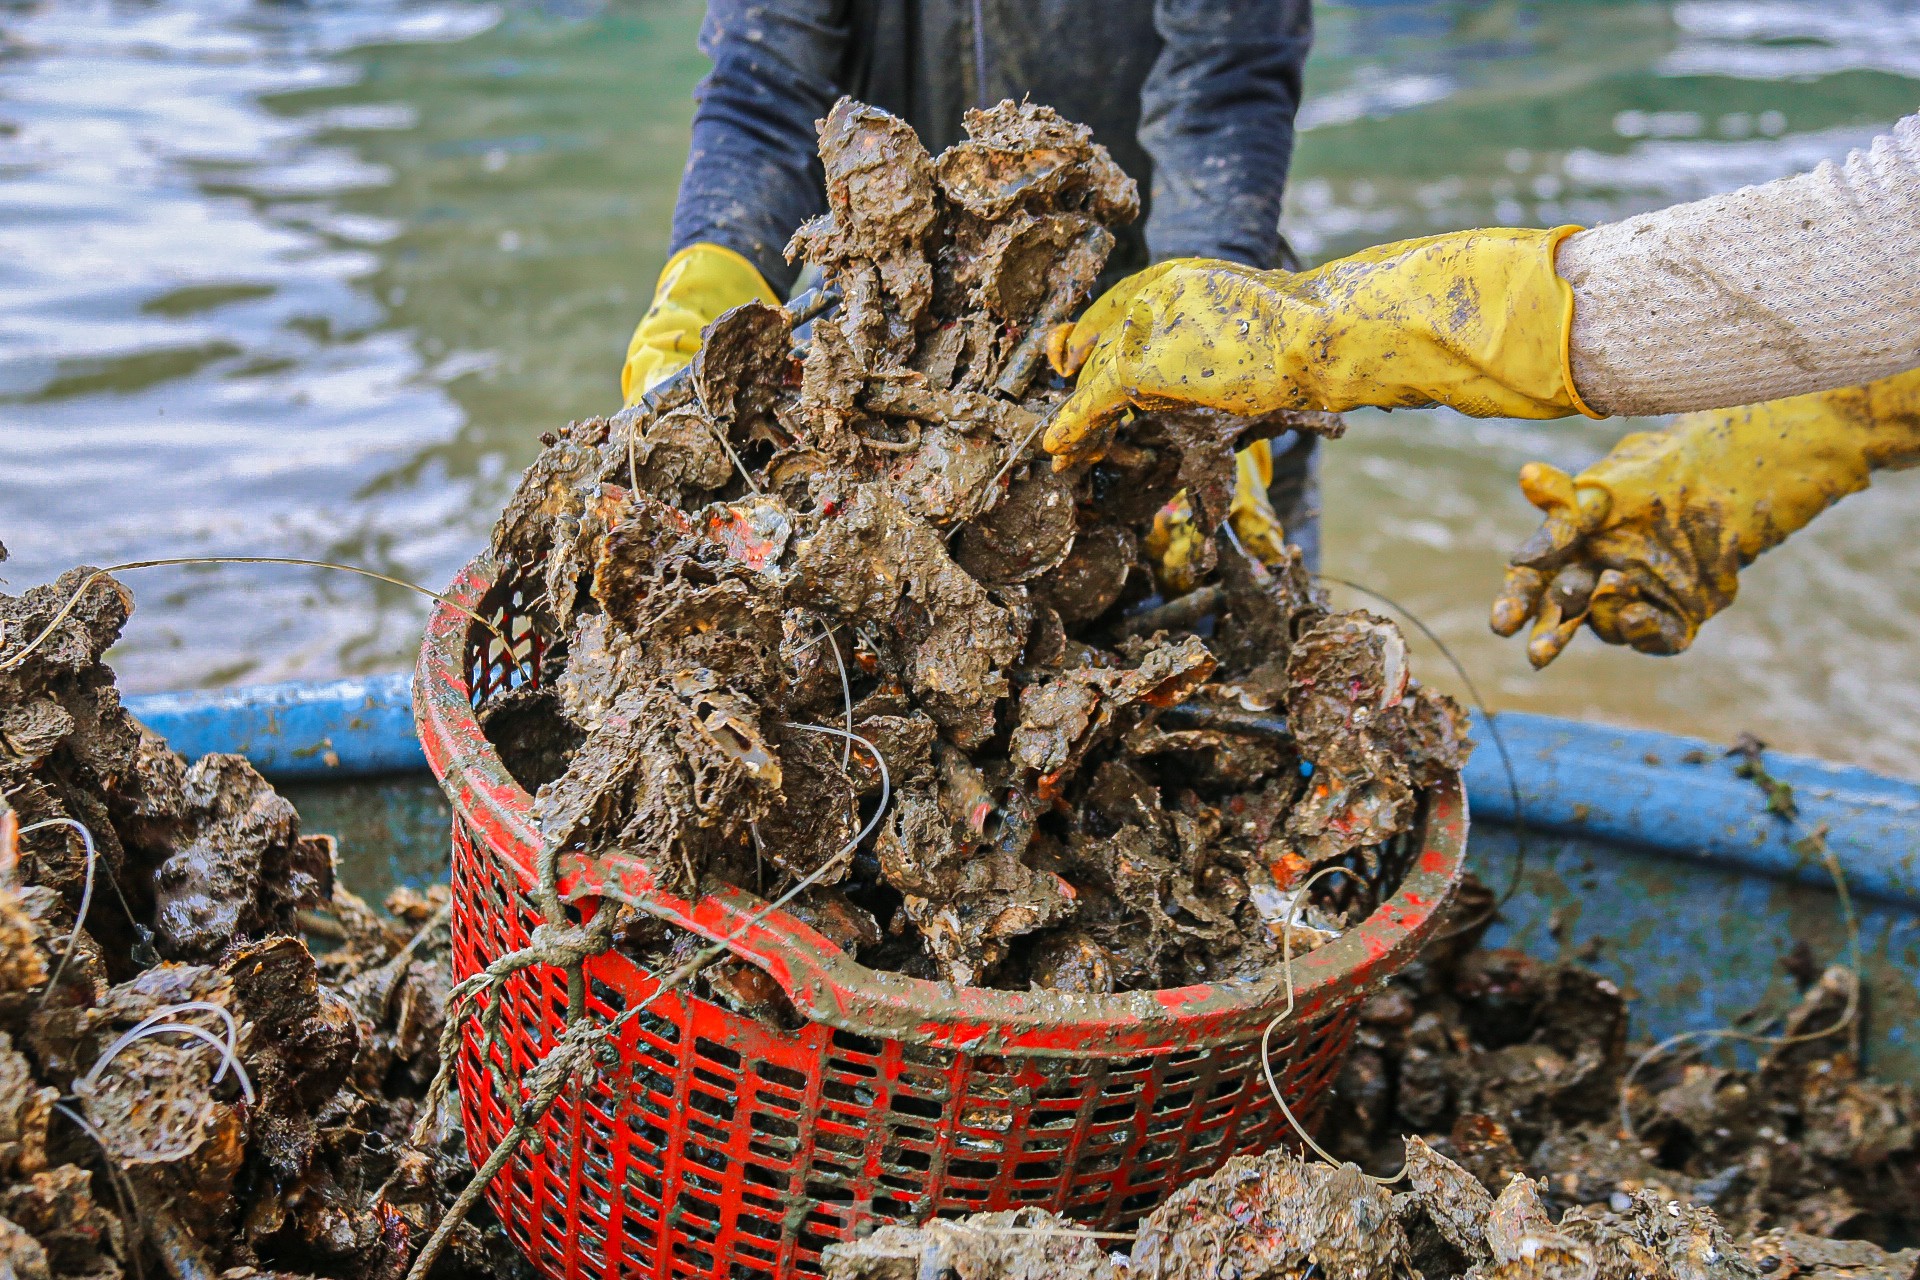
[
  {"xmin": 128, "ymin": 672, "xmax": 423, "ymax": 778},
  {"xmin": 124, "ymin": 677, "xmax": 1920, "ymax": 908},
  {"xmin": 1462, "ymin": 711, "xmax": 1920, "ymax": 907}
]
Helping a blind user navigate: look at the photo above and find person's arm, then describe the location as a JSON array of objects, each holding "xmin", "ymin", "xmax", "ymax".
[
  {"xmin": 1042, "ymin": 115, "xmax": 1920, "ymax": 466},
  {"xmin": 671, "ymin": 0, "xmax": 851, "ymax": 295},
  {"xmin": 1137, "ymin": 0, "xmax": 1312, "ymax": 271},
  {"xmin": 621, "ymin": 0, "xmax": 850, "ymax": 402},
  {"xmin": 1492, "ymin": 368, "xmax": 1920, "ymax": 665},
  {"xmin": 1560, "ymin": 117, "xmax": 1920, "ymax": 415}
]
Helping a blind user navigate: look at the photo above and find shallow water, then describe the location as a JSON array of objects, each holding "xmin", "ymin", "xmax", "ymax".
[{"xmin": 1, "ymin": 0, "xmax": 1916, "ymax": 777}]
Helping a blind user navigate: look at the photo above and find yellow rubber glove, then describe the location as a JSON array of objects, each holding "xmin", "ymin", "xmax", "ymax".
[
  {"xmin": 1141, "ymin": 444, "xmax": 1291, "ymax": 593},
  {"xmin": 1491, "ymin": 367, "xmax": 1920, "ymax": 667},
  {"xmin": 1056, "ymin": 271, "xmax": 1294, "ymax": 591},
  {"xmin": 620, "ymin": 243, "xmax": 781, "ymax": 405},
  {"xmin": 1042, "ymin": 228, "xmax": 1599, "ymax": 469}
]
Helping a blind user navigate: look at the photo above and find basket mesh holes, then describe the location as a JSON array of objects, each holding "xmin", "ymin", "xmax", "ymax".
[
  {"xmin": 693, "ymin": 1065, "xmax": 736, "ymax": 1092},
  {"xmin": 813, "ymin": 1131, "xmax": 861, "ymax": 1159},
  {"xmin": 761, "ymin": 1063, "xmax": 807, "ymax": 1091},
  {"xmin": 446, "ymin": 563, "xmax": 1414, "ymax": 1280},
  {"xmin": 900, "ymin": 1044, "xmax": 954, "ymax": 1068},
  {"xmin": 695, "ymin": 1038, "xmax": 744, "ymax": 1071},
  {"xmin": 750, "ymin": 1111, "xmax": 799, "ymax": 1139},
  {"xmin": 683, "ymin": 1090, "xmax": 725, "ymax": 1120},
  {"xmin": 822, "ymin": 1080, "xmax": 874, "ymax": 1107},
  {"xmin": 672, "ymin": 1239, "xmax": 716, "ymax": 1271},
  {"xmin": 887, "ymin": 1094, "xmax": 941, "ymax": 1121},
  {"xmin": 688, "ymin": 1116, "xmax": 734, "ymax": 1147},
  {"xmin": 829, "ymin": 1030, "xmax": 882, "ymax": 1057}
]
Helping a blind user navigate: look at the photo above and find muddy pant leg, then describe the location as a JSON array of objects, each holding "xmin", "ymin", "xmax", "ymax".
[{"xmin": 1266, "ymin": 429, "xmax": 1321, "ymax": 573}]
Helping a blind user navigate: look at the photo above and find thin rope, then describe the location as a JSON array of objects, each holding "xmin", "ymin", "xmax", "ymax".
[
  {"xmin": 1617, "ymin": 823, "xmax": 1861, "ymax": 1140},
  {"xmin": 1260, "ymin": 863, "xmax": 1408, "ymax": 1185},
  {"xmin": 19, "ymin": 818, "xmax": 96, "ymax": 1006},
  {"xmin": 820, "ymin": 620, "xmax": 853, "ymax": 770}
]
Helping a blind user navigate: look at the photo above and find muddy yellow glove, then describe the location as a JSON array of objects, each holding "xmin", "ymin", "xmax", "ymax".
[
  {"xmin": 620, "ymin": 243, "xmax": 780, "ymax": 405},
  {"xmin": 1056, "ymin": 272, "xmax": 1296, "ymax": 590},
  {"xmin": 1042, "ymin": 229, "xmax": 1598, "ymax": 469},
  {"xmin": 1142, "ymin": 443, "xmax": 1289, "ymax": 593},
  {"xmin": 1492, "ymin": 367, "xmax": 1920, "ymax": 667}
]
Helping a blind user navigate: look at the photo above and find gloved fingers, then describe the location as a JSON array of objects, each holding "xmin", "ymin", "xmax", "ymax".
[
  {"xmin": 1489, "ymin": 565, "xmax": 1548, "ymax": 637},
  {"xmin": 1618, "ymin": 601, "xmax": 1695, "ymax": 655},
  {"xmin": 1517, "ymin": 461, "xmax": 1580, "ymax": 518},
  {"xmin": 1046, "ymin": 322, "xmax": 1081, "ymax": 378},
  {"xmin": 1145, "ymin": 493, "xmax": 1213, "ymax": 595},
  {"xmin": 1548, "ymin": 563, "xmax": 1598, "ymax": 618},
  {"xmin": 1047, "ymin": 261, "xmax": 1184, "ymax": 378},
  {"xmin": 1228, "ymin": 497, "xmax": 1290, "ymax": 566},
  {"xmin": 1585, "ymin": 568, "xmax": 1696, "ymax": 655},
  {"xmin": 1525, "ymin": 597, "xmax": 1585, "ymax": 668},
  {"xmin": 1509, "ymin": 465, "xmax": 1599, "ymax": 569},
  {"xmin": 1043, "ymin": 333, "xmax": 1135, "ymax": 469}
]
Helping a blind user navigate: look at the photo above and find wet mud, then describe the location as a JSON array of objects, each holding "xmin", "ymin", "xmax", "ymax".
[
  {"xmin": 481, "ymin": 99, "xmax": 1443, "ymax": 997},
  {"xmin": 0, "ymin": 567, "xmax": 517, "ymax": 1280}
]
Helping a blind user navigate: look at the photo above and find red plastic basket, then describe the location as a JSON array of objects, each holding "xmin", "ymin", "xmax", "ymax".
[{"xmin": 415, "ymin": 556, "xmax": 1468, "ymax": 1280}]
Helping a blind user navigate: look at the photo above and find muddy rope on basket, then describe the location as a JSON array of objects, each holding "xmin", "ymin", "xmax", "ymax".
[
  {"xmin": 1259, "ymin": 863, "xmax": 1409, "ymax": 1186},
  {"xmin": 396, "ymin": 722, "xmax": 893, "ymax": 1280}
]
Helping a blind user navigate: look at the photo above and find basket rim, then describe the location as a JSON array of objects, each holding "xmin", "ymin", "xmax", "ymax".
[{"xmin": 417, "ymin": 554, "xmax": 1468, "ymax": 1057}]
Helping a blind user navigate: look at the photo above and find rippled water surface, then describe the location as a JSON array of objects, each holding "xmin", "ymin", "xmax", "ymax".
[{"xmin": 2, "ymin": 0, "xmax": 1917, "ymax": 776}]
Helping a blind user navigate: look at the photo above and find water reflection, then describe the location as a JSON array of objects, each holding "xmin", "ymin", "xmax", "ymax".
[
  {"xmin": 0, "ymin": 0, "xmax": 1915, "ymax": 776},
  {"xmin": 0, "ymin": 0, "xmax": 501, "ymax": 687}
]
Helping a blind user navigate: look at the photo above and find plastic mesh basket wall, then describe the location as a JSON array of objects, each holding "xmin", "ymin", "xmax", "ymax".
[{"xmin": 416, "ymin": 556, "xmax": 1468, "ymax": 1280}]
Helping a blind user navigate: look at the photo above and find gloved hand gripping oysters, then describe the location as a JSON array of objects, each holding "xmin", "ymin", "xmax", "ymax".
[{"xmin": 483, "ymin": 99, "xmax": 1473, "ymax": 1002}]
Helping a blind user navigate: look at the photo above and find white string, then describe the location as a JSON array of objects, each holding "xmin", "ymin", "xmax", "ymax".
[{"xmin": 19, "ymin": 818, "xmax": 96, "ymax": 1006}]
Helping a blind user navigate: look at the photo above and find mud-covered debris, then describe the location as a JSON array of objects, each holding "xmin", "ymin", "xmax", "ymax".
[
  {"xmin": 479, "ymin": 99, "xmax": 1411, "ymax": 995},
  {"xmin": 934, "ymin": 100, "xmax": 1137, "ymax": 224},
  {"xmin": 0, "ymin": 569, "xmax": 520, "ymax": 1280},
  {"xmin": 1318, "ymin": 898, "xmax": 1918, "ymax": 1266},
  {"xmin": 1131, "ymin": 1147, "xmax": 1407, "ymax": 1280},
  {"xmin": 1284, "ymin": 612, "xmax": 1473, "ymax": 866},
  {"xmin": 1009, "ymin": 634, "xmax": 1215, "ymax": 782},
  {"xmin": 151, "ymin": 754, "xmax": 332, "ymax": 961},
  {"xmin": 809, "ymin": 889, "xmax": 1915, "ymax": 1280},
  {"xmin": 823, "ymin": 1207, "xmax": 1122, "ymax": 1280},
  {"xmin": 1400, "ymin": 1135, "xmax": 1496, "ymax": 1268},
  {"xmin": 1746, "ymin": 1231, "xmax": 1920, "ymax": 1279},
  {"xmin": 787, "ymin": 98, "xmax": 937, "ymax": 363}
]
